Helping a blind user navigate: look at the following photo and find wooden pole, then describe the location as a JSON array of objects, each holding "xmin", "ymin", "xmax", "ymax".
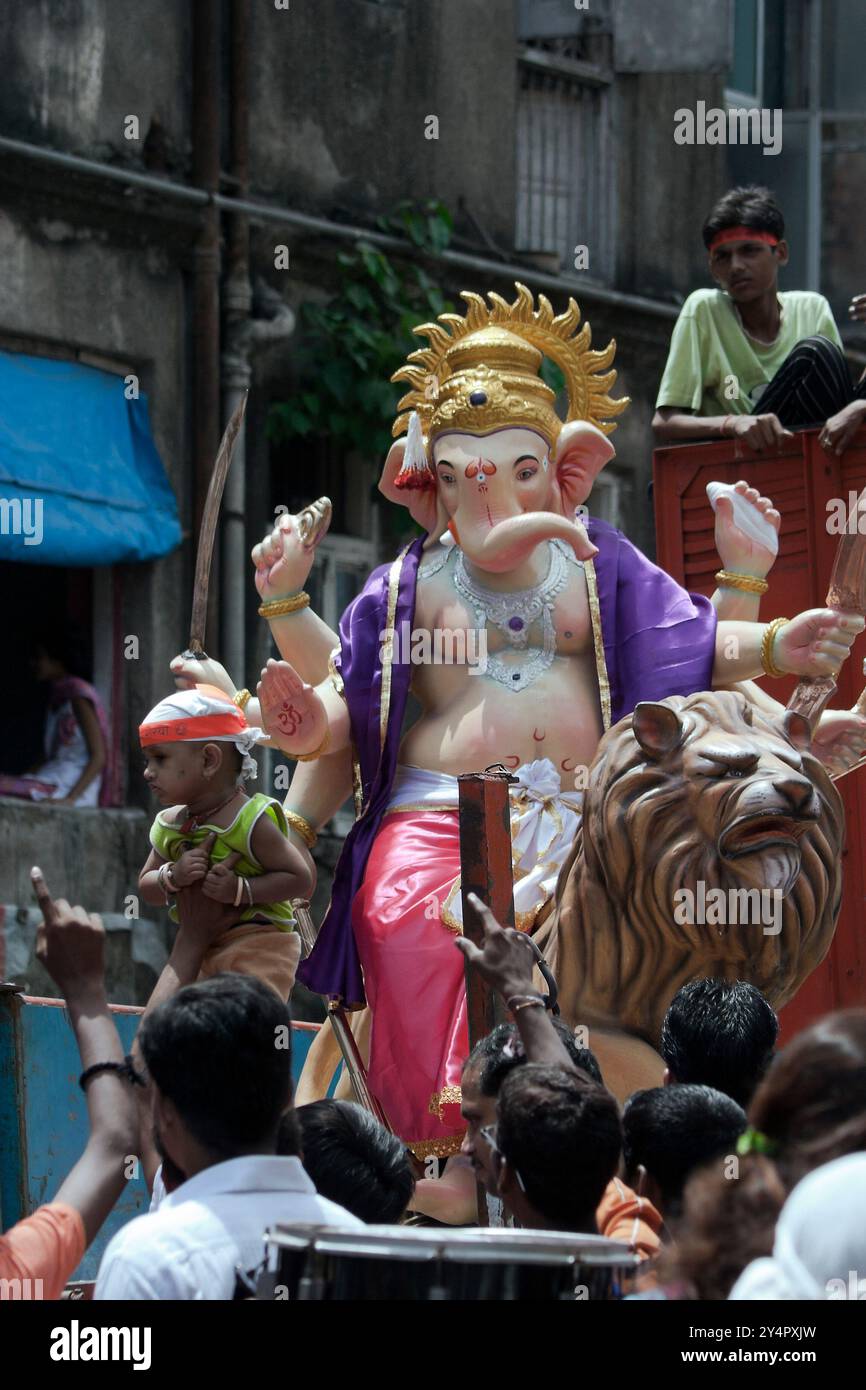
[{"xmin": 458, "ymin": 767, "xmax": 516, "ymax": 1226}]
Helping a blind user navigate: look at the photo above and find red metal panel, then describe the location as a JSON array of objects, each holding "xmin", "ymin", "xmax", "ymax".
[{"xmin": 653, "ymin": 428, "xmax": 866, "ymax": 1041}]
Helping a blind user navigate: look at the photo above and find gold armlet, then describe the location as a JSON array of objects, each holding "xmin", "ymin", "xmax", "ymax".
[
  {"xmin": 284, "ymin": 810, "xmax": 317, "ymax": 849},
  {"xmin": 294, "ymin": 729, "xmax": 332, "ymax": 762},
  {"xmin": 233, "ymin": 688, "xmax": 252, "ymax": 711},
  {"xmin": 761, "ymin": 618, "xmax": 789, "ymax": 678},
  {"xmin": 715, "ymin": 570, "xmax": 769, "ymax": 596},
  {"xmin": 258, "ymin": 592, "xmax": 311, "ymax": 618}
]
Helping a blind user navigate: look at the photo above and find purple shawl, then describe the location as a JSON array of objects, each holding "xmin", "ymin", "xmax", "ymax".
[{"xmin": 298, "ymin": 519, "xmax": 716, "ymax": 1004}]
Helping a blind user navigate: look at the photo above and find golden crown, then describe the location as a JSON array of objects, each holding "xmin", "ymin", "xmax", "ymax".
[{"xmin": 391, "ymin": 283, "xmax": 629, "ymax": 453}]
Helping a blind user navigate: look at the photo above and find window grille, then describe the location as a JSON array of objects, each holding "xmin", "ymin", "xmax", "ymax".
[{"xmin": 515, "ymin": 52, "xmax": 612, "ymax": 280}]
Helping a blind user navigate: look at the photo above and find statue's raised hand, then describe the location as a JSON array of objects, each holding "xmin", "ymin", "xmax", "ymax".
[
  {"xmin": 257, "ymin": 658, "xmax": 329, "ymax": 756},
  {"xmin": 713, "ymin": 480, "xmax": 780, "ymax": 579},
  {"xmin": 252, "ymin": 498, "xmax": 332, "ymax": 601}
]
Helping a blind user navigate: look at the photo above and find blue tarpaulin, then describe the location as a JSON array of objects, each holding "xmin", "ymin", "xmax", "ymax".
[{"xmin": 0, "ymin": 350, "xmax": 181, "ymax": 565}]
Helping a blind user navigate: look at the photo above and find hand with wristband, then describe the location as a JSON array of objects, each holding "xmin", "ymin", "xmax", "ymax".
[
  {"xmin": 456, "ymin": 893, "xmax": 581, "ymax": 1078},
  {"xmin": 18, "ymin": 868, "xmax": 140, "ymax": 1269}
]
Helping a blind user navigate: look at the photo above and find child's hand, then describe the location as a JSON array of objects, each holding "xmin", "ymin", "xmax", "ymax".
[
  {"xmin": 171, "ymin": 831, "xmax": 218, "ymax": 888},
  {"xmin": 202, "ymin": 850, "xmax": 244, "ymax": 903}
]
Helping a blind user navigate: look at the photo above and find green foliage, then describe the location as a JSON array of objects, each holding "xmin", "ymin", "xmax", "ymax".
[
  {"xmin": 266, "ymin": 202, "xmax": 455, "ymax": 461},
  {"xmin": 539, "ymin": 356, "xmax": 565, "ymax": 397}
]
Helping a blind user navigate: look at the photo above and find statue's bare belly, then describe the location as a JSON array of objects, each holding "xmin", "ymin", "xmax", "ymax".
[{"xmin": 399, "ymin": 557, "xmax": 604, "ymax": 790}]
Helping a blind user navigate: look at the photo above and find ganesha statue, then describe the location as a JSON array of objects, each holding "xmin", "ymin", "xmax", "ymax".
[{"xmin": 174, "ymin": 284, "xmax": 866, "ymax": 1151}]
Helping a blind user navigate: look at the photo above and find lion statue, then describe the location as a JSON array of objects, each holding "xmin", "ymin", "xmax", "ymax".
[{"xmin": 541, "ymin": 689, "xmax": 845, "ymax": 1100}]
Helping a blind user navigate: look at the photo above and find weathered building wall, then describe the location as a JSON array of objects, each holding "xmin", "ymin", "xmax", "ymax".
[
  {"xmin": 613, "ymin": 73, "xmax": 729, "ymax": 302},
  {"xmin": 0, "ymin": 0, "xmax": 191, "ymax": 161},
  {"xmin": 249, "ymin": 0, "xmax": 517, "ymax": 249},
  {"xmin": 0, "ymin": 800, "xmax": 168, "ymax": 1002}
]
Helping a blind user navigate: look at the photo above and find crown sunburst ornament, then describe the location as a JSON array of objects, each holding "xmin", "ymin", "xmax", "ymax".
[{"xmin": 391, "ymin": 283, "xmax": 630, "ymax": 469}]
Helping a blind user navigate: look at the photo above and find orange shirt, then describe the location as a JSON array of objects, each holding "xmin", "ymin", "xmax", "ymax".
[
  {"xmin": 0, "ymin": 1203, "xmax": 86, "ymax": 1300},
  {"xmin": 596, "ymin": 1177, "xmax": 662, "ymax": 1260}
]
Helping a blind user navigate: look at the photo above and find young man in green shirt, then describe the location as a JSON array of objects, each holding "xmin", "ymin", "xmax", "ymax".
[{"xmin": 653, "ymin": 185, "xmax": 866, "ymax": 456}]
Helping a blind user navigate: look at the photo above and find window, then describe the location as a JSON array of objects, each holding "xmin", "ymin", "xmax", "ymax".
[
  {"xmin": 725, "ymin": 0, "xmax": 866, "ymax": 301},
  {"xmin": 305, "ymin": 533, "xmax": 380, "ymax": 638},
  {"xmin": 728, "ymin": 0, "xmax": 764, "ymax": 106},
  {"xmin": 588, "ymin": 469, "xmax": 622, "ymax": 530},
  {"xmin": 515, "ymin": 43, "xmax": 613, "ymax": 281}
]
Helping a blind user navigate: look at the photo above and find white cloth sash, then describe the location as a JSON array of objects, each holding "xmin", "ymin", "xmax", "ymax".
[{"xmin": 386, "ymin": 758, "xmax": 583, "ymax": 931}]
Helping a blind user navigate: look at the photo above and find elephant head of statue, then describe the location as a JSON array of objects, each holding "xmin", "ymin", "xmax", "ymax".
[{"xmin": 378, "ymin": 283, "xmax": 629, "ymax": 573}]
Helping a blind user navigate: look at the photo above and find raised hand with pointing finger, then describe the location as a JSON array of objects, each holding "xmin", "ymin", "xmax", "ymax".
[
  {"xmin": 31, "ymin": 864, "xmax": 106, "ymax": 999},
  {"xmin": 22, "ymin": 866, "xmax": 139, "ymax": 1262}
]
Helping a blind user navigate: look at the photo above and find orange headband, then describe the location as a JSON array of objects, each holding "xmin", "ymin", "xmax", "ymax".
[
  {"xmin": 709, "ymin": 227, "xmax": 779, "ymax": 252},
  {"xmin": 139, "ymin": 710, "xmax": 248, "ymax": 746}
]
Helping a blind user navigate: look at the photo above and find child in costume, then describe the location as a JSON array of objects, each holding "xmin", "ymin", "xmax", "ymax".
[{"xmin": 137, "ymin": 685, "xmax": 312, "ymax": 999}]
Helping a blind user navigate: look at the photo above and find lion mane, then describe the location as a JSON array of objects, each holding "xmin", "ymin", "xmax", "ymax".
[{"xmin": 549, "ymin": 690, "xmax": 844, "ymax": 1047}]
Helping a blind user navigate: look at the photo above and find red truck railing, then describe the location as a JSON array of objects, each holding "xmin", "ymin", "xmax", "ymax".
[{"xmin": 653, "ymin": 425, "xmax": 866, "ymax": 1038}]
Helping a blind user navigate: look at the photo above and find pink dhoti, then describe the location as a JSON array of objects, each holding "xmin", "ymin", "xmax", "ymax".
[{"xmin": 351, "ymin": 760, "xmax": 583, "ymax": 1159}]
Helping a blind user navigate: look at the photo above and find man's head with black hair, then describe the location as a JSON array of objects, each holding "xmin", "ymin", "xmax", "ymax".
[
  {"xmin": 460, "ymin": 1021, "xmax": 604, "ymax": 1195},
  {"xmin": 701, "ymin": 185, "xmax": 788, "ymax": 303},
  {"xmin": 139, "ymin": 973, "xmax": 293, "ymax": 1180},
  {"xmin": 660, "ymin": 978, "xmax": 778, "ymax": 1107},
  {"xmin": 702, "ymin": 185, "xmax": 785, "ymax": 248},
  {"xmin": 471, "ymin": 1018, "xmax": 603, "ymax": 1096},
  {"xmin": 294, "ymin": 1100, "xmax": 415, "ymax": 1224},
  {"xmin": 494, "ymin": 1064, "xmax": 622, "ymax": 1231},
  {"xmin": 622, "ymin": 1085, "xmax": 746, "ymax": 1222}
]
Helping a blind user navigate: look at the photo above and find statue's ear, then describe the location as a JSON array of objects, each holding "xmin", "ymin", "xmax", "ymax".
[
  {"xmin": 632, "ymin": 702, "xmax": 685, "ymax": 759},
  {"xmin": 783, "ymin": 710, "xmax": 812, "ymax": 752},
  {"xmin": 379, "ymin": 439, "xmax": 442, "ymax": 533},
  {"xmin": 550, "ymin": 420, "xmax": 616, "ymax": 515}
]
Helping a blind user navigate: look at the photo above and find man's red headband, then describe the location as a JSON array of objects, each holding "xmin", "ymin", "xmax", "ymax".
[{"xmin": 709, "ymin": 227, "xmax": 779, "ymax": 252}]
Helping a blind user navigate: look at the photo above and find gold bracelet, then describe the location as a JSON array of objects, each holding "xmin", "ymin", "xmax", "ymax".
[
  {"xmin": 761, "ymin": 617, "xmax": 789, "ymax": 678},
  {"xmin": 715, "ymin": 570, "xmax": 769, "ymax": 596},
  {"xmin": 294, "ymin": 728, "xmax": 332, "ymax": 762},
  {"xmin": 284, "ymin": 810, "xmax": 317, "ymax": 849},
  {"xmin": 233, "ymin": 688, "xmax": 252, "ymax": 711},
  {"xmin": 258, "ymin": 592, "xmax": 310, "ymax": 619}
]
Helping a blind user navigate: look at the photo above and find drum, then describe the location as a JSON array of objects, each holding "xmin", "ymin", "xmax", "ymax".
[{"xmin": 258, "ymin": 1223, "xmax": 639, "ymax": 1301}]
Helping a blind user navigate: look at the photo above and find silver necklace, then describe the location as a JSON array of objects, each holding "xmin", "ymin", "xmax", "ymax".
[{"xmin": 453, "ymin": 541, "xmax": 568, "ymax": 692}]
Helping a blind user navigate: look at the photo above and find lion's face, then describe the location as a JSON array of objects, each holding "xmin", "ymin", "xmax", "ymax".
[
  {"xmin": 671, "ymin": 710, "xmax": 822, "ymax": 898},
  {"xmin": 554, "ymin": 689, "xmax": 845, "ymax": 1044}
]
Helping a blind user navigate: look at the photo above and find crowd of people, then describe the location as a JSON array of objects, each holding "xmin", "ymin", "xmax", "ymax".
[{"xmin": 1, "ymin": 869, "xmax": 864, "ymax": 1302}]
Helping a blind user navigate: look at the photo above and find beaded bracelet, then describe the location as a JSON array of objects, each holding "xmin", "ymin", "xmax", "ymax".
[{"xmin": 79, "ymin": 1055, "xmax": 145, "ymax": 1092}]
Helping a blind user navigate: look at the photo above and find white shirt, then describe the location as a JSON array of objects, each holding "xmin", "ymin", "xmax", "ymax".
[{"xmin": 95, "ymin": 1154, "xmax": 363, "ymax": 1300}]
